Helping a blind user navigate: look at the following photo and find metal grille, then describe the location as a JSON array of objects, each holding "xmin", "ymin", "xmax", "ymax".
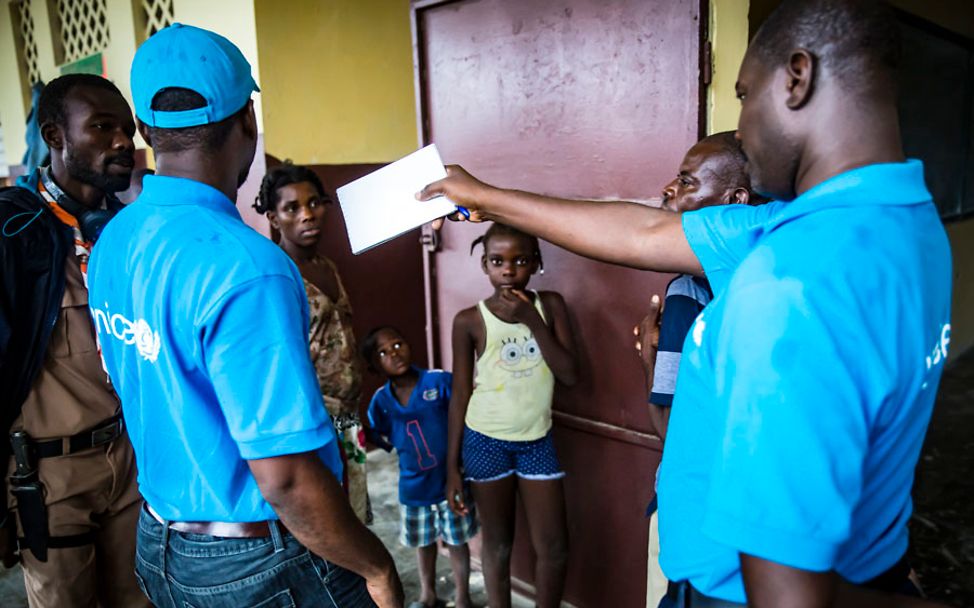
[
  {"xmin": 140, "ymin": 0, "xmax": 173, "ymax": 41},
  {"xmin": 54, "ymin": 0, "xmax": 111, "ymax": 64},
  {"xmin": 14, "ymin": 1, "xmax": 42, "ymax": 86}
]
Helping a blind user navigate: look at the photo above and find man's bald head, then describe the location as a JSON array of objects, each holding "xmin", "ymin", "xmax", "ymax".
[{"xmin": 661, "ymin": 131, "xmax": 765, "ymax": 213}]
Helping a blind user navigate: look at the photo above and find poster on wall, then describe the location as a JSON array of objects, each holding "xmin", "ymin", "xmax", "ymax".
[{"xmin": 59, "ymin": 52, "xmax": 106, "ymax": 77}]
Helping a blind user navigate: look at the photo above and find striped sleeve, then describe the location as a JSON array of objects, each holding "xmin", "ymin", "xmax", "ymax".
[{"xmin": 649, "ymin": 276, "xmax": 712, "ymax": 406}]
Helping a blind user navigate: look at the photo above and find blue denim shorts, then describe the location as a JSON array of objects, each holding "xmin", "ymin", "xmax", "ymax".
[
  {"xmin": 135, "ymin": 505, "xmax": 375, "ymax": 608},
  {"xmin": 462, "ymin": 426, "xmax": 564, "ymax": 482}
]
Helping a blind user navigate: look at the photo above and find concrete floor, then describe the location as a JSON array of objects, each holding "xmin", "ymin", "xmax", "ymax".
[{"xmin": 367, "ymin": 448, "xmax": 534, "ymax": 608}]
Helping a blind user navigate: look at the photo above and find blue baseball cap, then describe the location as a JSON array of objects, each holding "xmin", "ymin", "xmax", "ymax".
[{"xmin": 131, "ymin": 23, "xmax": 259, "ymax": 128}]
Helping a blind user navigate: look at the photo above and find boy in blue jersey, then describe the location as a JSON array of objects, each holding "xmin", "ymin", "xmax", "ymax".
[
  {"xmin": 363, "ymin": 327, "xmax": 478, "ymax": 608},
  {"xmin": 420, "ymin": 1, "xmax": 950, "ymax": 605}
]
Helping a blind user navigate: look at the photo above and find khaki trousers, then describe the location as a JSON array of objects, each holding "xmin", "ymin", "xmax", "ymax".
[{"xmin": 10, "ymin": 436, "xmax": 149, "ymax": 608}]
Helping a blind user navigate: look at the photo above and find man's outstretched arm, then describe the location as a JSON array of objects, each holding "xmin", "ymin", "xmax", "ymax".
[{"xmin": 419, "ymin": 165, "xmax": 702, "ymax": 275}]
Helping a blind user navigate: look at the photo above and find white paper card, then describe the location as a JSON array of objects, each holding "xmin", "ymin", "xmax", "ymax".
[{"xmin": 336, "ymin": 144, "xmax": 455, "ymax": 255}]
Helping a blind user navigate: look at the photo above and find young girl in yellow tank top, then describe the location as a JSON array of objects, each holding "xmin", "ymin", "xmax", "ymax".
[{"xmin": 446, "ymin": 223, "xmax": 577, "ymax": 608}]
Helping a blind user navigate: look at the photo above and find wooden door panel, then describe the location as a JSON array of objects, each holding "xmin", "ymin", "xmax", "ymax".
[{"xmin": 416, "ymin": 1, "xmax": 702, "ymax": 605}]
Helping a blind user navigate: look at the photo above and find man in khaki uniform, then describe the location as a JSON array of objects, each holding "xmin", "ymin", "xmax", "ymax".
[{"xmin": 0, "ymin": 74, "xmax": 148, "ymax": 607}]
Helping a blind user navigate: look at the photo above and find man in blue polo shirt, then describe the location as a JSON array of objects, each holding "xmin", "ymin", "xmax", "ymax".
[
  {"xmin": 88, "ymin": 24, "xmax": 402, "ymax": 608},
  {"xmin": 634, "ymin": 131, "xmax": 766, "ymax": 608},
  {"xmin": 419, "ymin": 1, "xmax": 950, "ymax": 606}
]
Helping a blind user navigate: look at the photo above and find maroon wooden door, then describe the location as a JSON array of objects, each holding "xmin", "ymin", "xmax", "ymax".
[{"xmin": 414, "ymin": 1, "xmax": 704, "ymax": 606}]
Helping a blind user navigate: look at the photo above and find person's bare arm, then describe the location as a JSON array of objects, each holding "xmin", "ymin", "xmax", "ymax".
[
  {"xmin": 418, "ymin": 165, "xmax": 701, "ymax": 275},
  {"xmin": 634, "ymin": 294, "xmax": 663, "ymax": 396},
  {"xmin": 634, "ymin": 294, "xmax": 671, "ymax": 441},
  {"xmin": 537, "ymin": 291, "xmax": 578, "ymax": 386},
  {"xmin": 445, "ymin": 308, "xmax": 477, "ymax": 515},
  {"xmin": 740, "ymin": 554, "xmax": 946, "ymax": 608},
  {"xmin": 248, "ymin": 453, "xmax": 403, "ymax": 608}
]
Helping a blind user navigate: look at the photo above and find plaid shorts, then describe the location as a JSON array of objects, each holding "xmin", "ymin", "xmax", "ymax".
[{"xmin": 399, "ymin": 499, "xmax": 479, "ymax": 548}]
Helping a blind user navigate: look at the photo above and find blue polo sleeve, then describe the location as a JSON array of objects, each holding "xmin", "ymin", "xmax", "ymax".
[
  {"xmin": 682, "ymin": 202, "xmax": 786, "ymax": 295},
  {"xmin": 699, "ymin": 276, "xmax": 869, "ymax": 571},
  {"xmin": 200, "ymin": 274, "xmax": 337, "ymax": 460},
  {"xmin": 650, "ymin": 282, "xmax": 707, "ymax": 406}
]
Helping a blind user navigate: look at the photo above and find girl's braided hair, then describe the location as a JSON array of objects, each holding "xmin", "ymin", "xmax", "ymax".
[
  {"xmin": 253, "ymin": 161, "xmax": 329, "ymax": 214},
  {"xmin": 470, "ymin": 223, "xmax": 543, "ymax": 270}
]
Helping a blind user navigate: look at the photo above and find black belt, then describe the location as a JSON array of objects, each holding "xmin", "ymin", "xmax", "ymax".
[
  {"xmin": 665, "ymin": 582, "xmax": 745, "ymax": 608},
  {"xmin": 32, "ymin": 414, "xmax": 124, "ymax": 459}
]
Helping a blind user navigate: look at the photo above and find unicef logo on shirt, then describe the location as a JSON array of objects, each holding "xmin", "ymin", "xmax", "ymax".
[
  {"xmin": 692, "ymin": 312, "xmax": 707, "ymax": 347},
  {"xmin": 91, "ymin": 303, "xmax": 162, "ymax": 363},
  {"xmin": 925, "ymin": 323, "xmax": 951, "ymax": 371},
  {"xmin": 133, "ymin": 319, "xmax": 162, "ymax": 362}
]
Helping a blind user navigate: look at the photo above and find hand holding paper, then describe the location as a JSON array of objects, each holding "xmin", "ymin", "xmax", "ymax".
[
  {"xmin": 336, "ymin": 144, "xmax": 461, "ymax": 254},
  {"xmin": 416, "ymin": 165, "xmax": 494, "ymax": 230}
]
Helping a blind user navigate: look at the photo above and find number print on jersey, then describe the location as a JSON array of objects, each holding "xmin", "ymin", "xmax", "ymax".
[{"xmin": 406, "ymin": 420, "xmax": 438, "ymax": 471}]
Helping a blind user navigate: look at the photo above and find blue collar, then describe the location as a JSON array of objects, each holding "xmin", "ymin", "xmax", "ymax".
[
  {"xmin": 384, "ymin": 366, "xmax": 426, "ymax": 404},
  {"xmin": 139, "ymin": 174, "xmax": 241, "ymax": 221},
  {"xmin": 783, "ymin": 159, "xmax": 931, "ymax": 216}
]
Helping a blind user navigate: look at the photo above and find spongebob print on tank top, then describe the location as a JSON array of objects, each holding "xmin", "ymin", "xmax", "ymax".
[{"xmin": 465, "ymin": 292, "xmax": 555, "ymax": 441}]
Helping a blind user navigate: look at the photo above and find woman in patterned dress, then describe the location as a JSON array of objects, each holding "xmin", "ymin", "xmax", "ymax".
[{"xmin": 254, "ymin": 162, "xmax": 371, "ymax": 522}]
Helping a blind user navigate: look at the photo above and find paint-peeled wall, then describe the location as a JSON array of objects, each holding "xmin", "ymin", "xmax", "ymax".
[{"xmin": 254, "ymin": 0, "xmax": 418, "ymax": 165}]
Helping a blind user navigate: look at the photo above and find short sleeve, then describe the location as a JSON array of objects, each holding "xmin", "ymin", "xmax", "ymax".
[
  {"xmin": 367, "ymin": 391, "xmax": 390, "ymax": 437},
  {"xmin": 649, "ymin": 285, "xmax": 707, "ymax": 406},
  {"xmin": 699, "ymin": 277, "xmax": 869, "ymax": 571},
  {"xmin": 200, "ymin": 274, "xmax": 336, "ymax": 460},
  {"xmin": 682, "ymin": 202, "xmax": 786, "ymax": 295}
]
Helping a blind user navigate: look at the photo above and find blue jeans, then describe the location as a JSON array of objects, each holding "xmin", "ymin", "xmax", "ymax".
[{"xmin": 135, "ymin": 506, "xmax": 376, "ymax": 607}]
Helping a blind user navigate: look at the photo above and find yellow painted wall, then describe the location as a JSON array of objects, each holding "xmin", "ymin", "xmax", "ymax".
[
  {"xmin": 254, "ymin": 0, "xmax": 417, "ymax": 165},
  {"xmin": 0, "ymin": 0, "xmax": 262, "ymax": 164},
  {"xmin": 0, "ymin": 0, "xmax": 62, "ymax": 164},
  {"xmin": 172, "ymin": 1, "xmax": 263, "ymax": 132},
  {"xmin": 0, "ymin": 1, "xmax": 27, "ymax": 165},
  {"xmin": 707, "ymin": 0, "xmax": 749, "ymax": 135}
]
